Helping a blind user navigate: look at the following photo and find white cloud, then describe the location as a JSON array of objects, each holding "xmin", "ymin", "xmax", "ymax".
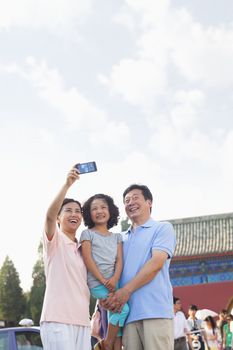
[
  {"xmin": 114, "ymin": 11, "xmax": 136, "ymax": 33},
  {"xmin": 149, "ymin": 120, "xmax": 223, "ymax": 165},
  {"xmin": 221, "ymin": 130, "xmax": 233, "ymax": 182},
  {"xmin": 147, "ymin": 88, "xmax": 225, "ymax": 165},
  {"xmin": 0, "ymin": 0, "xmax": 93, "ymax": 31},
  {"xmin": 124, "ymin": 0, "xmax": 170, "ymax": 27},
  {"xmin": 0, "ymin": 57, "xmax": 131, "ymax": 150},
  {"xmin": 170, "ymin": 89, "xmax": 205, "ymax": 131},
  {"xmin": 23, "ymin": 58, "xmax": 131, "ymax": 147},
  {"xmin": 0, "ymin": 62, "xmax": 19, "ymax": 74},
  {"xmin": 98, "ymin": 152, "xmax": 163, "ymax": 213},
  {"xmin": 89, "ymin": 121, "xmax": 131, "ymax": 150},
  {"xmin": 171, "ymin": 11, "xmax": 233, "ymax": 87},
  {"xmin": 102, "ymin": 1, "xmax": 233, "ymax": 109},
  {"xmin": 101, "ymin": 0, "xmax": 171, "ymax": 107},
  {"xmin": 99, "ymin": 58, "xmax": 166, "ymax": 106}
]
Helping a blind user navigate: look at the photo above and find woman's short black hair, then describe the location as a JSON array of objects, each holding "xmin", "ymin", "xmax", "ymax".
[
  {"xmin": 82, "ymin": 194, "xmax": 119, "ymax": 229},
  {"xmin": 58, "ymin": 198, "xmax": 82, "ymax": 216}
]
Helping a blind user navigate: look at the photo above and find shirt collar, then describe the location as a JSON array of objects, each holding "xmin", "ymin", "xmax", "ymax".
[
  {"xmin": 126, "ymin": 217, "xmax": 154, "ymax": 234},
  {"xmin": 61, "ymin": 230, "xmax": 78, "ymax": 245}
]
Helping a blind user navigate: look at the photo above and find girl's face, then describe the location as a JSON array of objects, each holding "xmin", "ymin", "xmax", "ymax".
[
  {"xmin": 205, "ymin": 320, "xmax": 212, "ymax": 328},
  {"xmin": 188, "ymin": 309, "xmax": 197, "ymax": 318},
  {"xmin": 90, "ymin": 198, "xmax": 110, "ymax": 226},
  {"xmin": 57, "ymin": 202, "xmax": 82, "ymax": 233}
]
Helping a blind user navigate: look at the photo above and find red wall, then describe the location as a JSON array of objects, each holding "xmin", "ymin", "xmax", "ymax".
[{"xmin": 173, "ymin": 281, "xmax": 233, "ymax": 316}]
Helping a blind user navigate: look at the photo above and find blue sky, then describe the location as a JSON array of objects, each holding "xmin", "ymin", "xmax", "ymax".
[{"xmin": 1, "ymin": 0, "xmax": 233, "ymax": 291}]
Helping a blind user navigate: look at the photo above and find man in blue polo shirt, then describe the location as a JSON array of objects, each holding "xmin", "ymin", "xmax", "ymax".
[{"xmin": 104, "ymin": 184, "xmax": 176, "ymax": 350}]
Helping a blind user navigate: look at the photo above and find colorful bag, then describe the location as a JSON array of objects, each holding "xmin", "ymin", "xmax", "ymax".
[{"xmin": 91, "ymin": 308, "xmax": 101, "ymax": 341}]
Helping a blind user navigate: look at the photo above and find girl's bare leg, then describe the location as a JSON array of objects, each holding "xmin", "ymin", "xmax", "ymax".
[
  {"xmin": 103, "ymin": 323, "xmax": 120, "ymax": 350},
  {"xmin": 113, "ymin": 336, "xmax": 122, "ymax": 350}
]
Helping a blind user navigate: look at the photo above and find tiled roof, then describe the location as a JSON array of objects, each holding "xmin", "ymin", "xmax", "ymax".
[{"xmin": 169, "ymin": 212, "xmax": 233, "ymax": 257}]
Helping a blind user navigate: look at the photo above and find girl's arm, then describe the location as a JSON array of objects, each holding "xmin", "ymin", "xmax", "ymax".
[
  {"xmin": 201, "ymin": 330, "xmax": 209, "ymax": 349},
  {"xmin": 105, "ymin": 242, "xmax": 123, "ymax": 291},
  {"xmin": 209, "ymin": 331, "xmax": 217, "ymax": 340},
  {"xmin": 113, "ymin": 242, "xmax": 123, "ymax": 281},
  {"xmin": 81, "ymin": 240, "xmax": 106, "ymax": 285}
]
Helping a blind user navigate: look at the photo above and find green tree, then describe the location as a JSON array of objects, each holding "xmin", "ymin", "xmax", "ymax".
[
  {"xmin": 0, "ymin": 256, "xmax": 26, "ymax": 326},
  {"xmin": 121, "ymin": 217, "xmax": 130, "ymax": 231},
  {"xmin": 27, "ymin": 241, "xmax": 45, "ymax": 325}
]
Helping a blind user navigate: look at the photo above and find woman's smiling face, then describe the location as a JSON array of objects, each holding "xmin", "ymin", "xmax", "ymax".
[{"xmin": 57, "ymin": 202, "xmax": 82, "ymax": 232}]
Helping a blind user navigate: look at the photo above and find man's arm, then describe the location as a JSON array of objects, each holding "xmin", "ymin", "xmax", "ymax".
[
  {"xmin": 183, "ymin": 320, "xmax": 193, "ymax": 350},
  {"xmin": 103, "ymin": 249, "xmax": 168, "ymax": 311}
]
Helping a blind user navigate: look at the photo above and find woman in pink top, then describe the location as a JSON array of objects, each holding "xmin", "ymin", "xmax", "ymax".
[{"xmin": 40, "ymin": 166, "xmax": 91, "ymax": 350}]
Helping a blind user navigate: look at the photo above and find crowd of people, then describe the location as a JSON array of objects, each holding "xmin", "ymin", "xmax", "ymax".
[
  {"xmin": 39, "ymin": 165, "xmax": 232, "ymax": 350},
  {"xmin": 173, "ymin": 297, "xmax": 233, "ymax": 350},
  {"xmin": 92, "ymin": 297, "xmax": 233, "ymax": 350}
]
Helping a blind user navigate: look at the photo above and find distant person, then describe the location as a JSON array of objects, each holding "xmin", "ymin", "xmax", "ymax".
[
  {"xmin": 80, "ymin": 193, "xmax": 129, "ymax": 350},
  {"xmin": 217, "ymin": 309, "xmax": 228, "ymax": 342},
  {"xmin": 230, "ymin": 318, "xmax": 233, "ymax": 349},
  {"xmin": 204, "ymin": 315, "xmax": 221, "ymax": 350},
  {"xmin": 173, "ymin": 297, "xmax": 192, "ymax": 350},
  {"xmin": 187, "ymin": 304, "xmax": 205, "ymax": 350},
  {"xmin": 102, "ymin": 184, "xmax": 176, "ymax": 350},
  {"xmin": 222, "ymin": 314, "xmax": 233, "ymax": 350},
  {"xmin": 40, "ymin": 167, "xmax": 91, "ymax": 350}
]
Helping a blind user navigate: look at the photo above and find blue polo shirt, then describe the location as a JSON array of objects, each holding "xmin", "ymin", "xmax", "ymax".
[{"xmin": 120, "ymin": 218, "xmax": 176, "ymax": 324}]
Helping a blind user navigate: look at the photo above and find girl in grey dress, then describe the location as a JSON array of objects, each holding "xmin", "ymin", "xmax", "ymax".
[{"xmin": 80, "ymin": 194, "xmax": 129, "ymax": 350}]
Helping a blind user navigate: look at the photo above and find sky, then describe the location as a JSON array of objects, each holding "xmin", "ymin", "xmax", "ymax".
[{"xmin": 0, "ymin": 0, "xmax": 233, "ymax": 292}]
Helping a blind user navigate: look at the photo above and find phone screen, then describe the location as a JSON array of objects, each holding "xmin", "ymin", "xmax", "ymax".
[{"xmin": 75, "ymin": 161, "xmax": 97, "ymax": 174}]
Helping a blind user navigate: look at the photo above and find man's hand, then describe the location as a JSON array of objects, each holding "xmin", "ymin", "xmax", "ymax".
[
  {"xmin": 100, "ymin": 287, "xmax": 131, "ymax": 313},
  {"xmin": 114, "ymin": 287, "xmax": 131, "ymax": 309}
]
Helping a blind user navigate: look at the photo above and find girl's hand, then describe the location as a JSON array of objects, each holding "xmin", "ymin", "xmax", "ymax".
[{"xmin": 105, "ymin": 277, "xmax": 117, "ymax": 292}]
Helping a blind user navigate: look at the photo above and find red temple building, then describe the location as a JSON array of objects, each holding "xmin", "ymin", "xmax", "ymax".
[{"xmin": 169, "ymin": 212, "xmax": 233, "ymax": 315}]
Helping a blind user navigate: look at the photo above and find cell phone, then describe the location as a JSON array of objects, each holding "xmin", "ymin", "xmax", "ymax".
[{"xmin": 75, "ymin": 161, "xmax": 97, "ymax": 174}]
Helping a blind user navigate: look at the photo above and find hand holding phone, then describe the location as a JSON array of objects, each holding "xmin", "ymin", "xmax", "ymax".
[{"xmin": 75, "ymin": 161, "xmax": 97, "ymax": 174}]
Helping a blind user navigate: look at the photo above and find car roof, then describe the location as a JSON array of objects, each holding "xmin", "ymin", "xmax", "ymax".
[{"xmin": 0, "ymin": 326, "xmax": 40, "ymax": 332}]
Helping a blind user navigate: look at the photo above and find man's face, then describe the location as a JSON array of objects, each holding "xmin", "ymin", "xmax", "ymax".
[
  {"xmin": 124, "ymin": 189, "xmax": 152, "ymax": 223},
  {"xmin": 174, "ymin": 300, "xmax": 182, "ymax": 312}
]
